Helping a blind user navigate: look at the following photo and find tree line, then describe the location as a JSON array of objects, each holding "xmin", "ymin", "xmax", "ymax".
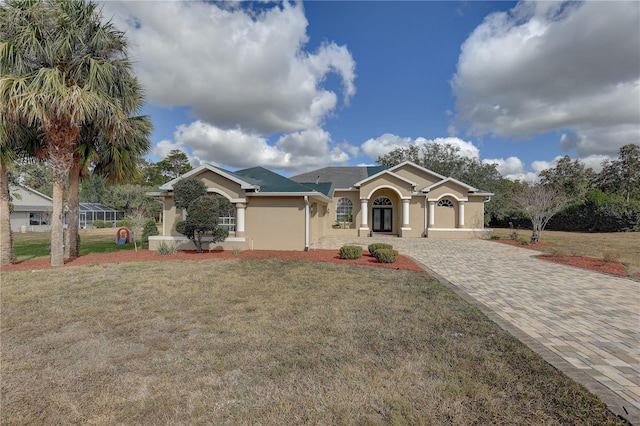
[{"xmin": 378, "ymin": 143, "xmax": 640, "ymax": 240}]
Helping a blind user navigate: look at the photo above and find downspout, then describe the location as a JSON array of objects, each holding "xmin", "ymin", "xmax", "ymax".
[
  {"xmin": 304, "ymin": 196, "xmax": 310, "ymax": 251},
  {"xmin": 424, "ymin": 194, "xmax": 428, "ymax": 237}
]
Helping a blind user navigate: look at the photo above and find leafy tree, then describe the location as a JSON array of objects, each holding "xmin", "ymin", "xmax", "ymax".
[
  {"xmin": 12, "ymin": 158, "xmax": 52, "ymax": 196},
  {"xmin": 173, "ymin": 178, "xmax": 207, "ymax": 210},
  {"xmin": 539, "ymin": 156, "xmax": 595, "ymax": 200},
  {"xmin": 176, "ymin": 195, "xmax": 231, "ymax": 253},
  {"xmin": 159, "ymin": 149, "xmax": 192, "ymax": 180},
  {"xmin": 1, "ymin": 0, "xmax": 145, "ymax": 265},
  {"xmin": 596, "ymin": 144, "xmax": 640, "ymax": 202},
  {"xmin": 377, "ymin": 143, "xmax": 507, "ymax": 223},
  {"xmin": 513, "ymin": 184, "xmax": 567, "ymax": 241}
]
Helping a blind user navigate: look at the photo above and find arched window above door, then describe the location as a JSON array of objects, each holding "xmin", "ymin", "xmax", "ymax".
[
  {"xmin": 437, "ymin": 199, "xmax": 454, "ymax": 208},
  {"xmin": 373, "ymin": 196, "xmax": 392, "ymax": 206}
]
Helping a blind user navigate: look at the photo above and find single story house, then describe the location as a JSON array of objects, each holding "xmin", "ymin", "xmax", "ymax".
[
  {"xmin": 9, "ymin": 184, "xmax": 123, "ymax": 232},
  {"xmin": 9, "ymin": 184, "xmax": 53, "ymax": 232},
  {"xmin": 148, "ymin": 161, "xmax": 493, "ymax": 251}
]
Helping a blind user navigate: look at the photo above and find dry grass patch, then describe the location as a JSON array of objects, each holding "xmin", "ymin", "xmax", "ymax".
[
  {"xmin": 2, "ymin": 260, "xmax": 623, "ymax": 425},
  {"xmin": 492, "ymin": 228, "xmax": 640, "ymax": 280}
]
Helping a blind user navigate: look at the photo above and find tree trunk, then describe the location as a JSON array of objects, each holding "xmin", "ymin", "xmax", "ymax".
[
  {"xmin": 50, "ymin": 176, "xmax": 66, "ymax": 266},
  {"xmin": 65, "ymin": 162, "xmax": 80, "ymax": 258},
  {"xmin": 0, "ymin": 157, "xmax": 16, "ymax": 266}
]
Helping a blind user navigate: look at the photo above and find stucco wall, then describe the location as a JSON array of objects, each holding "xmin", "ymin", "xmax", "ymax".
[
  {"xmin": 428, "ymin": 182, "xmax": 468, "ymax": 201},
  {"xmin": 393, "ymin": 165, "xmax": 440, "ymax": 190},
  {"xmin": 198, "ymin": 170, "xmax": 245, "ymax": 200},
  {"xmin": 360, "ymin": 175, "xmax": 413, "ymax": 199},
  {"xmin": 245, "ymin": 196, "xmax": 306, "ymax": 250}
]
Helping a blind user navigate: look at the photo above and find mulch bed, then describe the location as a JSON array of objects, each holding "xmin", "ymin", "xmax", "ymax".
[
  {"xmin": 492, "ymin": 239, "xmax": 628, "ymax": 278},
  {"xmin": 0, "ymin": 249, "xmax": 424, "ymax": 273}
]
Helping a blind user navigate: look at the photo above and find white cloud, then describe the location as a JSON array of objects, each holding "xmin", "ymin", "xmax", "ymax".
[
  {"xmin": 361, "ymin": 134, "xmax": 480, "ymax": 161},
  {"xmin": 452, "ymin": 1, "xmax": 640, "ymax": 157},
  {"xmin": 483, "ymin": 156, "xmax": 537, "ymax": 182},
  {"xmin": 170, "ymin": 121, "xmax": 349, "ymax": 172},
  {"xmin": 103, "ymin": 1, "xmax": 356, "ymax": 135}
]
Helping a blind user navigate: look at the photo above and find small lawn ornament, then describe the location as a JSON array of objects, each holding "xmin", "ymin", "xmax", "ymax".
[{"xmin": 116, "ymin": 227, "xmax": 132, "ymax": 245}]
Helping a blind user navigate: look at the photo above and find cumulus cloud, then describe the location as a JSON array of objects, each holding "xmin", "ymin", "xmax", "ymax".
[
  {"xmin": 103, "ymin": 1, "xmax": 356, "ymax": 135},
  {"xmin": 452, "ymin": 1, "xmax": 640, "ymax": 157},
  {"xmin": 100, "ymin": 1, "xmax": 358, "ymax": 172},
  {"xmin": 361, "ymin": 134, "xmax": 480, "ymax": 161},
  {"xmin": 165, "ymin": 121, "xmax": 349, "ymax": 172}
]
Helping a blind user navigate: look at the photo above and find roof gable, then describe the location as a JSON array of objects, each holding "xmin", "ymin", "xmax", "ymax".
[
  {"xmin": 160, "ymin": 164, "xmax": 258, "ymax": 191},
  {"xmin": 388, "ymin": 161, "xmax": 446, "ymax": 181},
  {"xmin": 354, "ymin": 169, "xmax": 417, "ymax": 188},
  {"xmin": 421, "ymin": 177, "xmax": 477, "ymax": 193}
]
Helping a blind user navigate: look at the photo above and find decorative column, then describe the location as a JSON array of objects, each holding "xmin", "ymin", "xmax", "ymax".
[
  {"xmin": 400, "ymin": 198, "xmax": 412, "ymax": 237},
  {"xmin": 458, "ymin": 202, "xmax": 465, "ymax": 228},
  {"xmin": 235, "ymin": 203, "xmax": 246, "ymax": 237},
  {"xmin": 359, "ymin": 198, "xmax": 369, "ymax": 235},
  {"xmin": 402, "ymin": 199, "xmax": 410, "ymax": 227},
  {"xmin": 428, "ymin": 201, "xmax": 435, "ymax": 227}
]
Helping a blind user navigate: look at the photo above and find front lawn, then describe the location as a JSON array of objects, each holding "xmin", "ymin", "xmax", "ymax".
[{"xmin": 1, "ymin": 259, "xmax": 623, "ymax": 424}]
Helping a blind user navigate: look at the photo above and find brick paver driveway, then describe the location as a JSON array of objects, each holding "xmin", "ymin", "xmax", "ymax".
[{"xmin": 312, "ymin": 236, "xmax": 640, "ymax": 424}]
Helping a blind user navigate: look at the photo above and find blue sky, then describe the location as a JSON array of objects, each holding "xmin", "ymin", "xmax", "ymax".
[{"xmin": 103, "ymin": 1, "xmax": 640, "ymax": 181}]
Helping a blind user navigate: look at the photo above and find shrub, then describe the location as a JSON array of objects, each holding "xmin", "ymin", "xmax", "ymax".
[
  {"xmin": 141, "ymin": 219, "xmax": 159, "ymax": 248},
  {"xmin": 156, "ymin": 241, "xmax": 177, "ymax": 255},
  {"xmin": 339, "ymin": 245, "xmax": 363, "ymax": 259},
  {"xmin": 93, "ymin": 220, "xmax": 105, "ymax": 228},
  {"xmin": 374, "ymin": 248, "xmax": 399, "ymax": 263},
  {"xmin": 117, "ymin": 218, "xmax": 133, "ymax": 228},
  {"xmin": 490, "ymin": 234, "xmax": 502, "ymax": 240},
  {"xmin": 368, "ymin": 243, "xmax": 393, "ymax": 256},
  {"xmin": 516, "ymin": 237, "xmax": 529, "ymax": 245}
]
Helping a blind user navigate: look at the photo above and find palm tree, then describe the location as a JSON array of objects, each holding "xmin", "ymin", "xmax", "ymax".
[
  {"xmin": 1, "ymin": 0, "xmax": 146, "ymax": 265},
  {"xmin": 0, "ymin": 117, "xmax": 43, "ymax": 266},
  {"xmin": 65, "ymin": 115, "xmax": 151, "ymax": 258}
]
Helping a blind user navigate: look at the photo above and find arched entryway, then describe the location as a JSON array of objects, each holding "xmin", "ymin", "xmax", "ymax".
[{"xmin": 372, "ymin": 196, "xmax": 393, "ymax": 232}]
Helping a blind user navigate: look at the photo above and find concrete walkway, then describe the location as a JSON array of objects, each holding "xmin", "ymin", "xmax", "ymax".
[{"xmin": 311, "ymin": 236, "xmax": 640, "ymax": 424}]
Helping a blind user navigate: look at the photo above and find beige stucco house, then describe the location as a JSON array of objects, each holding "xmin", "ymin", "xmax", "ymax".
[{"xmin": 148, "ymin": 161, "xmax": 493, "ymax": 251}]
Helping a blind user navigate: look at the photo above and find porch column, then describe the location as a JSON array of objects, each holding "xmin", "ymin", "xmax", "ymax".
[
  {"xmin": 458, "ymin": 202, "xmax": 465, "ymax": 227},
  {"xmin": 236, "ymin": 203, "xmax": 245, "ymax": 237},
  {"xmin": 359, "ymin": 198, "xmax": 369, "ymax": 235},
  {"xmin": 428, "ymin": 201, "xmax": 435, "ymax": 227},
  {"xmin": 402, "ymin": 199, "xmax": 410, "ymax": 227}
]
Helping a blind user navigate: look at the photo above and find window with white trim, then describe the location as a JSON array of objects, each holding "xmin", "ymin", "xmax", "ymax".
[
  {"xmin": 336, "ymin": 198, "xmax": 353, "ymax": 223},
  {"xmin": 218, "ymin": 207, "xmax": 236, "ymax": 231},
  {"xmin": 437, "ymin": 199, "xmax": 454, "ymax": 208}
]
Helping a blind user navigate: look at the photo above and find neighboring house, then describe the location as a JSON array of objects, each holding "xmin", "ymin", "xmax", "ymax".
[
  {"xmin": 9, "ymin": 184, "xmax": 123, "ymax": 232},
  {"xmin": 9, "ymin": 184, "xmax": 53, "ymax": 232},
  {"xmin": 148, "ymin": 161, "xmax": 493, "ymax": 252}
]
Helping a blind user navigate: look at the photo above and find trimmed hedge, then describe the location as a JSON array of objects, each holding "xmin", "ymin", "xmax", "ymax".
[
  {"xmin": 374, "ymin": 248, "xmax": 399, "ymax": 264},
  {"xmin": 339, "ymin": 245, "xmax": 363, "ymax": 259},
  {"xmin": 368, "ymin": 243, "xmax": 393, "ymax": 256}
]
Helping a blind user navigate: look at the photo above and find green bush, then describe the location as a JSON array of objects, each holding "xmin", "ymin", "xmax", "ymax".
[
  {"xmin": 516, "ymin": 237, "xmax": 529, "ymax": 245},
  {"xmin": 156, "ymin": 241, "xmax": 177, "ymax": 255},
  {"xmin": 489, "ymin": 234, "xmax": 502, "ymax": 240},
  {"xmin": 117, "ymin": 218, "xmax": 133, "ymax": 228},
  {"xmin": 374, "ymin": 248, "xmax": 399, "ymax": 263},
  {"xmin": 93, "ymin": 220, "xmax": 105, "ymax": 228},
  {"xmin": 339, "ymin": 245, "xmax": 363, "ymax": 259},
  {"xmin": 141, "ymin": 219, "xmax": 159, "ymax": 248},
  {"xmin": 368, "ymin": 243, "xmax": 393, "ymax": 256}
]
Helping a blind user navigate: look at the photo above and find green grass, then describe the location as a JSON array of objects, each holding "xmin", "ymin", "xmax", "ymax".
[
  {"xmin": 12, "ymin": 228, "xmax": 136, "ymax": 261},
  {"xmin": 1, "ymin": 260, "xmax": 624, "ymax": 425}
]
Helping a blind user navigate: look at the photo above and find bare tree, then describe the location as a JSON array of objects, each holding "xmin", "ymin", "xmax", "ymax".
[{"xmin": 513, "ymin": 184, "xmax": 567, "ymax": 242}]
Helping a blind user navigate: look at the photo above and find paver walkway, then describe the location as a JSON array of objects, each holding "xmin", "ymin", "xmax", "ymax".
[{"xmin": 312, "ymin": 236, "xmax": 640, "ymax": 424}]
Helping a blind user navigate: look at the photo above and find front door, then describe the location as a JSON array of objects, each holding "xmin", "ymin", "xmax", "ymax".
[{"xmin": 372, "ymin": 207, "xmax": 392, "ymax": 232}]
